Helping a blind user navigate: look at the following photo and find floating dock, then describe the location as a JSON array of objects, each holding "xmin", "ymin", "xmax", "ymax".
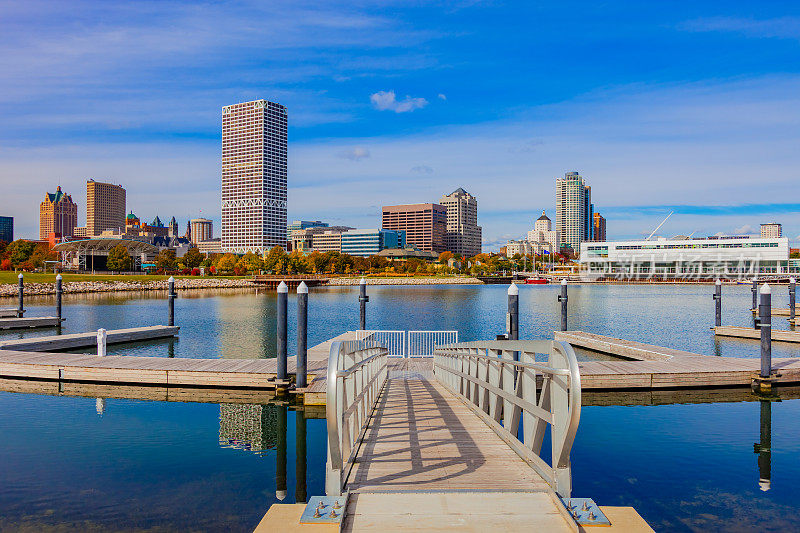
[
  {"xmin": 714, "ymin": 325, "xmax": 800, "ymax": 343},
  {"xmin": 0, "ymin": 308, "xmax": 22, "ymax": 318},
  {"xmin": 751, "ymin": 307, "xmax": 800, "ymax": 316},
  {"xmin": 0, "ymin": 325, "xmax": 179, "ymax": 351},
  {"xmin": 0, "ymin": 316, "xmax": 62, "ymax": 330}
]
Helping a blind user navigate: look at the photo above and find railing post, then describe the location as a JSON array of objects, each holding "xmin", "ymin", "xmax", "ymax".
[
  {"xmin": 296, "ymin": 282, "xmax": 308, "ymax": 388},
  {"xmin": 97, "ymin": 328, "xmax": 107, "ymax": 356},
  {"xmin": 277, "ymin": 281, "xmax": 288, "ymax": 381},
  {"xmin": 760, "ymin": 284, "xmax": 772, "ymax": 379},
  {"xmin": 358, "ymin": 277, "xmax": 368, "ymax": 330},
  {"xmin": 168, "ymin": 276, "xmax": 176, "ymax": 327},
  {"xmin": 558, "ymin": 279, "xmax": 568, "ymax": 331},
  {"xmin": 55, "ymin": 274, "xmax": 63, "ymax": 321},
  {"xmin": 17, "ymin": 273, "xmax": 24, "ymax": 317},
  {"xmin": 507, "ymin": 284, "xmax": 519, "ymax": 340},
  {"xmin": 790, "ymin": 277, "xmax": 796, "ymax": 322},
  {"xmin": 713, "ymin": 278, "xmax": 722, "ymax": 327}
]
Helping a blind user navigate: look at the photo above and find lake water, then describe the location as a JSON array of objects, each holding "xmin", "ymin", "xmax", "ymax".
[{"xmin": 1, "ymin": 283, "xmax": 799, "ymax": 531}]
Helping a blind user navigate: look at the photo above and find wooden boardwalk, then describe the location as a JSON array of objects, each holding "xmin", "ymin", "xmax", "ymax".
[
  {"xmin": 715, "ymin": 325, "xmax": 800, "ymax": 343},
  {"xmin": 342, "ymin": 367, "xmax": 574, "ymax": 532}
]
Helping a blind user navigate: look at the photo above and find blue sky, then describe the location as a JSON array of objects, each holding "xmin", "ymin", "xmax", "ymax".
[{"xmin": 2, "ymin": 1, "xmax": 800, "ymax": 248}]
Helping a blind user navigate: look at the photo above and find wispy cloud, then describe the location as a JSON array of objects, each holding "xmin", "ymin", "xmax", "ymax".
[
  {"xmin": 679, "ymin": 16, "xmax": 800, "ymax": 40},
  {"xmin": 370, "ymin": 90, "xmax": 428, "ymax": 113},
  {"xmin": 410, "ymin": 165, "xmax": 433, "ymax": 174},
  {"xmin": 338, "ymin": 146, "xmax": 371, "ymax": 161},
  {"xmin": 438, "ymin": 93, "xmax": 447, "ymax": 101}
]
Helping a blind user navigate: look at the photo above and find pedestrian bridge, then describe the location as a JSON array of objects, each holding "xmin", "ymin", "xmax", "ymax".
[{"xmin": 322, "ymin": 338, "xmax": 608, "ymax": 531}]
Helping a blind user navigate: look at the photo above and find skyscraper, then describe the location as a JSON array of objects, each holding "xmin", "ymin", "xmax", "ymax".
[
  {"xmin": 556, "ymin": 172, "xmax": 592, "ymax": 251},
  {"xmin": 440, "ymin": 188, "xmax": 482, "ymax": 257},
  {"xmin": 221, "ymin": 99, "xmax": 287, "ymax": 254},
  {"xmin": 86, "ymin": 180, "xmax": 126, "ymax": 236},
  {"xmin": 593, "ymin": 212, "xmax": 606, "ymax": 242},
  {"xmin": 190, "ymin": 218, "xmax": 213, "ymax": 244},
  {"xmin": 760, "ymin": 223, "xmax": 781, "ymax": 238},
  {"xmin": 39, "ymin": 186, "xmax": 78, "ymax": 240},
  {"xmin": 0, "ymin": 216, "xmax": 13, "ymax": 243}
]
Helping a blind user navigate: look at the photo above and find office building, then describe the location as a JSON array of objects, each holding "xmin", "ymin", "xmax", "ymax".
[
  {"xmin": 0, "ymin": 216, "xmax": 13, "ymax": 243},
  {"xmin": 341, "ymin": 229, "xmax": 406, "ymax": 257},
  {"xmin": 287, "ymin": 220, "xmax": 328, "ymax": 234},
  {"xmin": 290, "ymin": 226, "xmax": 353, "ymax": 253},
  {"xmin": 761, "ymin": 223, "xmax": 782, "ymax": 239},
  {"xmin": 197, "ymin": 238, "xmax": 222, "ymax": 255},
  {"xmin": 39, "ymin": 186, "xmax": 78, "ymax": 240},
  {"xmin": 190, "ymin": 218, "xmax": 213, "ymax": 245},
  {"xmin": 221, "ymin": 99, "xmax": 288, "ymax": 254},
  {"xmin": 580, "ymin": 235, "xmax": 798, "ymax": 280},
  {"xmin": 73, "ymin": 227, "xmax": 87, "ymax": 238},
  {"xmin": 506, "ymin": 239, "xmax": 535, "ymax": 258},
  {"xmin": 86, "ymin": 180, "xmax": 126, "ymax": 236},
  {"xmin": 527, "ymin": 210, "xmax": 560, "ymax": 254},
  {"xmin": 593, "ymin": 213, "xmax": 607, "ymax": 242},
  {"xmin": 382, "ymin": 203, "xmax": 447, "ymax": 253},
  {"xmin": 556, "ymin": 172, "xmax": 592, "ymax": 252},
  {"xmin": 440, "ymin": 188, "xmax": 481, "ymax": 257}
]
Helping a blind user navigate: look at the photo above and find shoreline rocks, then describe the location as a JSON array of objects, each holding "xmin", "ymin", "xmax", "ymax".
[
  {"xmin": 326, "ymin": 277, "xmax": 483, "ymax": 286},
  {"xmin": 0, "ymin": 277, "xmax": 256, "ymax": 298}
]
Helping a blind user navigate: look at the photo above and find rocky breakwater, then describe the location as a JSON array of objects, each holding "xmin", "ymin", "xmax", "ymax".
[
  {"xmin": 0, "ymin": 277, "xmax": 256, "ymax": 297},
  {"xmin": 328, "ymin": 276, "xmax": 482, "ymax": 286}
]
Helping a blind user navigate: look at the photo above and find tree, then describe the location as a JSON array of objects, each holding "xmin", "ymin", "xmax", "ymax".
[
  {"xmin": 183, "ymin": 247, "xmax": 204, "ymax": 269},
  {"xmin": 6, "ymin": 240, "xmax": 36, "ymax": 266},
  {"xmin": 107, "ymin": 244, "xmax": 133, "ymax": 272},
  {"xmin": 241, "ymin": 252, "xmax": 264, "ymax": 273},
  {"xmin": 216, "ymin": 253, "xmax": 237, "ymax": 274},
  {"xmin": 438, "ymin": 251, "xmax": 453, "ymax": 264},
  {"xmin": 263, "ymin": 246, "xmax": 287, "ymax": 273},
  {"xmin": 29, "ymin": 244, "xmax": 57, "ymax": 269},
  {"xmin": 156, "ymin": 249, "xmax": 177, "ymax": 271}
]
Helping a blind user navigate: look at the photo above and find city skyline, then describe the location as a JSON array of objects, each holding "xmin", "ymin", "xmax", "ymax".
[{"xmin": 2, "ymin": 2, "xmax": 800, "ymax": 248}]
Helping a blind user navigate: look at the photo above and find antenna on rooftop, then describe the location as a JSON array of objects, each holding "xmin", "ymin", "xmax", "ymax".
[{"xmin": 645, "ymin": 211, "xmax": 674, "ymax": 241}]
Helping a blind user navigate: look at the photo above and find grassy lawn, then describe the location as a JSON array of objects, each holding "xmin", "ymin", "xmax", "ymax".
[{"xmin": 0, "ymin": 272, "xmax": 250, "ymax": 284}]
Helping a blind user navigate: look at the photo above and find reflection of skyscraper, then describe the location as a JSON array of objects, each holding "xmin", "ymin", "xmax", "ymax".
[
  {"xmin": 216, "ymin": 293, "xmax": 274, "ymax": 359},
  {"xmin": 218, "ymin": 404, "xmax": 277, "ymax": 453}
]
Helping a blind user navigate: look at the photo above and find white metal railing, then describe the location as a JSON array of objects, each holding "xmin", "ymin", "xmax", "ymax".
[
  {"xmin": 357, "ymin": 330, "xmax": 406, "ymax": 356},
  {"xmin": 325, "ymin": 339, "xmax": 389, "ymax": 496},
  {"xmin": 357, "ymin": 330, "xmax": 459, "ymax": 357},
  {"xmin": 433, "ymin": 340, "xmax": 581, "ymax": 497},
  {"xmin": 408, "ymin": 330, "xmax": 459, "ymax": 357}
]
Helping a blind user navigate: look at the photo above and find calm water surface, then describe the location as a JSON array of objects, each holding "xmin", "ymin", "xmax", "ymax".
[{"xmin": 2, "ymin": 284, "xmax": 799, "ymax": 531}]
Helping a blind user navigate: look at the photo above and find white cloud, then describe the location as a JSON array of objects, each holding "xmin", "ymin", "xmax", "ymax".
[
  {"xmin": 338, "ymin": 146, "xmax": 370, "ymax": 161},
  {"xmin": 438, "ymin": 93, "xmax": 447, "ymax": 101},
  {"xmin": 733, "ymin": 224, "xmax": 756, "ymax": 235},
  {"xmin": 680, "ymin": 16, "xmax": 800, "ymax": 40},
  {"xmin": 370, "ymin": 90, "xmax": 428, "ymax": 113},
  {"xmin": 410, "ymin": 165, "xmax": 433, "ymax": 174}
]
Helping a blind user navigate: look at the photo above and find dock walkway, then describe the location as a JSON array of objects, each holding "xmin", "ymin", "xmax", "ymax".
[{"xmin": 342, "ymin": 362, "xmax": 573, "ymax": 532}]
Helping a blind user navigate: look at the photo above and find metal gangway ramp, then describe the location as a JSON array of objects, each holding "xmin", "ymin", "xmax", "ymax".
[{"xmin": 325, "ymin": 339, "xmax": 583, "ymax": 531}]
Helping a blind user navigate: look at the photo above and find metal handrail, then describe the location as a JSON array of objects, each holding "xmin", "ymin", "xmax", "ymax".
[
  {"xmin": 325, "ymin": 339, "xmax": 389, "ymax": 496},
  {"xmin": 433, "ymin": 340, "xmax": 581, "ymax": 497}
]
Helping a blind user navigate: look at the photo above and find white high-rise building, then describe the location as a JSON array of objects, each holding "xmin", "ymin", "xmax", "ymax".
[
  {"xmin": 761, "ymin": 223, "xmax": 782, "ymax": 239},
  {"xmin": 440, "ymin": 188, "xmax": 482, "ymax": 257},
  {"xmin": 556, "ymin": 172, "xmax": 592, "ymax": 252},
  {"xmin": 221, "ymin": 99, "xmax": 287, "ymax": 254}
]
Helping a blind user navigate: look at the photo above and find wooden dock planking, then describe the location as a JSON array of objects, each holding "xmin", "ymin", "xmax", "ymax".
[
  {"xmin": 715, "ymin": 325, "xmax": 800, "ymax": 343},
  {"xmin": 0, "ymin": 325, "xmax": 179, "ymax": 352},
  {"xmin": 0, "ymin": 316, "xmax": 62, "ymax": 330},
  {"xmin": 554, "ymin": 330, "xmax": 703, "ymax": 361},
  {"xmin": 751, "ymin": 307, "xmax": 800, "ymax": 316},
  {"xmin": 0, "ymin": 308, "xmax": 22, "ymax": 318}
]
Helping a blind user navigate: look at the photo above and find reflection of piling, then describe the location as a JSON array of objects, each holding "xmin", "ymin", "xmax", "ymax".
[
  {"xmin": 276, "ymin": 281, "xmax": 288, "ymax": 381},
  {"xmin": 295, "ymin": 409, "xmax": 307, "ymax": 503},
  {"xmin": 168, "ymin": 276, "xmax": 176, "ymax": 327},
  {"xmin": 168, "ymin": 337, "xmax": 175, "ymax": 358},
  {"xmin": 754, "ymin": 399, "xmax": 772, "ymax": 492},
  {"xmin": 96, "ymin": 398, "xmax": 106, "ymax": 416},
  {"xmin": 17, "ymin": 273, "xmax": 24, "ymax": 316},
  {"xmin": 752, "ymin": 278, "xmax": 758, "ymax": 312},
  {"xmin": 713, "ymin": 279, "xmax": 722, "ymax": 327},
  {"xmin": 276, "ymin": 404, "xmax": 287, "ymax": 501},
  {"xmin": 296, "ymin": 282, "xmax": 308, "ymax": 388},
  {"xmin": 56, "ymin": 274, "xmax": 63, "ymax": 321},
  {"xmin": 507, "ymin": 284, "xmax": 518, "ymax": 340},
  {"xmin": 790, "ymin": 278, "xmax": 796, "ymax": 322},
  {"xmin": 358, "ymin": 277, "xmax": 368, "ymax": 330},
  {"xmin": 558, "ymin": 279, "xmax": 568, "ymax": 332}
]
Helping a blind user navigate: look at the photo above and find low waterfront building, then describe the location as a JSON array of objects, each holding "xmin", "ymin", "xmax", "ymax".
[
  {"xmin": 580, "ymin": 235, "xmax": 797, "ymax": 280},
  {"xmin": 197, "ymin": 238, "xmax": 222, "ymax": 255},
  {"xmin": 341, "ymin": 229, "xmax": 406, "ymax": 257},
  {"xmin": 375, "ymin": 247, "xmax": 438, "ymax": 262},
  {"xmin": 290, "ymin": 226, "xmax": 353, "ymax": 253},
  {"xmin": 0, "ymin": 216, "xmax": 12, "ymax": 242},
  {"xmin": 505, "ymin": 240, "xmax": 534, "ymax": 257},
  {"xmin": 287, "ymin": 220, "xmax": 328, "ymax": 234}
]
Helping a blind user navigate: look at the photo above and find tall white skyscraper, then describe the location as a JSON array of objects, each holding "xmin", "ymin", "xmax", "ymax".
[
  {"xmin": 556, "ymin": 172, "xmax": 592, "ymax": 252},
  {"xmin": 440, "ymin": 188, "xmax": 482, "ymax": 257},
  {"xmin": 221, "ymin": 99, "xmax": 287, "ymax": 254}
]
